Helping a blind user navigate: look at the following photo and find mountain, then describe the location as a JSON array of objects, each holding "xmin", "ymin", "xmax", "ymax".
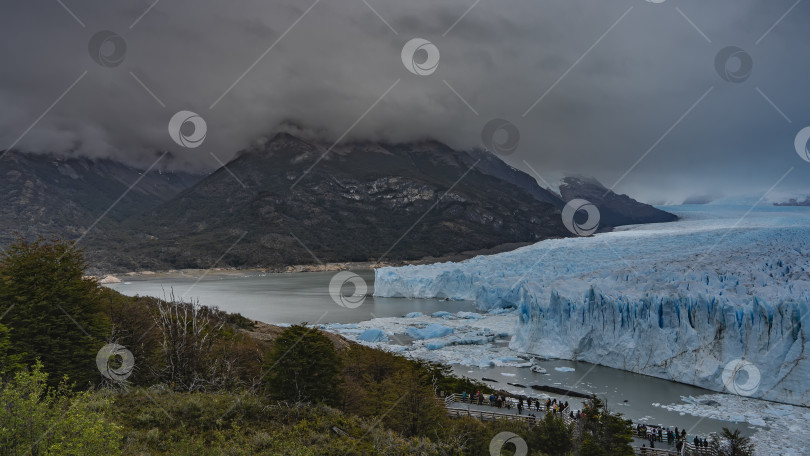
[
  {"xmin": 682, "ymin": 194, "xmax": 716, "ymax": 205},
  {"xmin": 1, "ymin": 139, "xmax": 679, "ymax": 273},
  {"xmin": 774, "ymin": 197, "xmax": 810, "ymax": 207},
  {"xmin": 558, "ymin": 176, "xmax": 677, "ymax": 227},
  {"xmin": 463, "ymin": 149, "xmax": 563, "ymax": 207},
  {"xmin": 0, "ymin": 151, "xmax": 202, "ymax": 248},
  {"xmin": 89, "ymin": 134, "xmax": 570, "ymax": 272}
]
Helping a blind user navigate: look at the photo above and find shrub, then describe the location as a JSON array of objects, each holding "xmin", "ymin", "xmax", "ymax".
[{"xmin": 0, "ymin": 361, "xmax": 121, "ymax": 455}]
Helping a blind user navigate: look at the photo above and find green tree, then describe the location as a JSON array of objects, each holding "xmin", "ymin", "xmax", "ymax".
[
  {"xmin": 341, "ymin": 346, "xmax": 447, "ymax": 438},
  {"xmin": 529, "ymin": 411, "xmax": 573, "ymax": 456},
  {"xmin": 710, "ymin": 428, "xmax": 755, "ymax": 456},
  {"xmin": 0, "ymin": 322, "xmax": 24, "ymax": 377},
  {"xmin": 575, "ymin": 396, "xmax": 634, "ymax": 456},
  {"xmin": 263, "ymin": 324, "xmax": 342, "ymax": 405},
  {"xmin": 0, "ymin": 237, "xmax": 110, "ymax": 387},
  {"xmin": 0, "ymin": 361, "xmax": 121, "ymax": 455},
  {"xmin": 378, "ymin": 366, "xmax": 447, "ymax": 438}
]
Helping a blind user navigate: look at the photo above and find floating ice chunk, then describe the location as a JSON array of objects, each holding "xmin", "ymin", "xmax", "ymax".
[
  {"xmin": 457, "ymin": 311, "xmax": 484, "ymax": 319},
  {"xmin": 357, "ymin": 329, "xmax": 387, "ymax": 343},
  {"xmin": 555, "ymin": 367, "xmax": 576, "ymax": 372},
  {"xmin": 432, "ymin": 311, "xmax": 456, "ymax": 319},
  {"xmin": 500, "ymin": 372, "xmax": 516, "ymax": 377},
  {"xmin": 426, "ymin": 340, "xmax": 450, "ymax": 350},
  {"xmin": 487, "ymin": 307, "xmax": 516, "ymax": 315},
  {"xmin": 495, "ymin": 356, "xmax": 524, "ymax": 363},
  {"xmin": 321, "ymin": 323, "xmax": 359, "ymax": 330},
  {"xmin": 404, "ymin": 312, "xmax": 423, "ymax": 318},
  {"xmin": 406, "ymin": 323, "xmax": 454, "ymax": 340},
  {"xmin": 455, "ymin": 335, "xmax": 490, "ymax": 345}
]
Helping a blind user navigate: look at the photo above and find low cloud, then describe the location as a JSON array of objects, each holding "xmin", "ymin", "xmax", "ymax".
[{"xmin": 1, "ymin": 0, "xmax": 809, "ymax": 202}]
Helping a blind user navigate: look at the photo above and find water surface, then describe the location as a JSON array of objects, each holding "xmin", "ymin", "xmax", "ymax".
[
  {"xmin": 106, "ymin": 269, "xmax": 475, "ymax": 324},
  {"xmin": 107, "ymin": 267, "xmax": 757, "ymax": 442}
]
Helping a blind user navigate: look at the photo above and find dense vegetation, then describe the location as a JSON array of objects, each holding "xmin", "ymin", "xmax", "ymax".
[
  {"xmin": 0, "ymin": 238, "xmax": 646, "ymax": 455},
  {"xmin": 710, "ymin": 429, "xmax": 755, "ymax": 456}
]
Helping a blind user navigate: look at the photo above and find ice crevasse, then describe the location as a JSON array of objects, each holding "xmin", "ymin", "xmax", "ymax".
[{"xmin": 374, "ymin": 206, "xmax": 810, "ymax": 406}]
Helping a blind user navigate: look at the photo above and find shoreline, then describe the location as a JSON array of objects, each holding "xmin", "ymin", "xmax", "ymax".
[
  {"xmin": 92, "ymin": 241, "xmax": 535, "ymax": 283},
  {"xmin": 94, "ymin": 262, "xmax": 384, "ymax": 283}
]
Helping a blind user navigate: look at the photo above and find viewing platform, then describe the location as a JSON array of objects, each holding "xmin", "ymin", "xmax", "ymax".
[{"xmin": 439, "ymin": 393, "xmax": 719, "ymax": 456}]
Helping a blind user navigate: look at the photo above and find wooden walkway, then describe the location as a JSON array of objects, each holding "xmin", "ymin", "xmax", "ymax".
[
  {"xmin": 439, "ymin": 393, "xmax": 718, "ymax": 456},
  {"xmin": 440, "ymin": 393, "xmax": 575, "ymax": 426},
  {"xmin": 635, "ymin": 444, "xmax": 716, "ymax": 456}
]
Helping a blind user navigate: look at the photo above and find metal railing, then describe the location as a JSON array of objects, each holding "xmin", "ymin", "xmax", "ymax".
[
  {"xmin": 443, "ymin": 394, "xmax": 720, "ymax": 456},
  {"xmin": 441, "ymin": 392, "xmax": 573, "ymax": 427},
  {"xmin": 635, "ymin": 441, "xmax": 718, "ymax": 456}
]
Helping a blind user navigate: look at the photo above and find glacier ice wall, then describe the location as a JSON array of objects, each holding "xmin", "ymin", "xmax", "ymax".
[
  {"xmin": 374, "ymin": 206, "xmax": 810, "ymax": 406},
  {"xmin": 512, "ymin": 288, "xmax": 809, "ymax": 406}
]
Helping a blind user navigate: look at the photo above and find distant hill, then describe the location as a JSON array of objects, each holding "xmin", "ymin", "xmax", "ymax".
[
  {"xmin": 0, "ymin": 151, "xmax": 201, "ymax": 248},
  {"xmin": 774, "ymin": 197, "xmax": 810, "ymax": 207},
  {"xmin": 1, "ymin": 137, "xmax": 679, "ymax": 273},
  {"xmin": 682, "ymin": 194, "xmax": 716, "ymax": 205},
  {"xmin": 463, "ymin": 148, "xmax": 563, "ymax": 207},
  {"xmin": 86, "ymin": 134, "xmax": 570, "ymax": 272},
  {"xmin": 558, "ymin": 176, "xmax": 678, "ymax": 227}
]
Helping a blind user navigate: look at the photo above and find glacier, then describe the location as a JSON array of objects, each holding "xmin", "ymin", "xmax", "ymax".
[{"xmin": 374, "ymin": 205, "xmax": 810, "ymax": 407}]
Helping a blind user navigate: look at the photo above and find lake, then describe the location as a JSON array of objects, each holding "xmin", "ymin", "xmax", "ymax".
[
  {"xmin": 106, "ymin": 269, "xmax": 475, "ymax": 324},
  {"xmin": 106, "ymin": 267, "xmax": 754, "ymax": 441}
]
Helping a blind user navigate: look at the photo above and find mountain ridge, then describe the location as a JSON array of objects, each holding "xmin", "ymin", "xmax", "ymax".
[
  {"xmin": 559, "ymin": 175, "xmax": 678, "ymax": 227},
  {"xmin": 2, "ymin": 135, "xmax": 678, "ymax": 273},
  {"xmin": 88, "ymin": 133, "xmax": 570, "ymax": 272},
  {"xmin": 0, "ymin": 151, "xmax": 203, "ymax": 248}
]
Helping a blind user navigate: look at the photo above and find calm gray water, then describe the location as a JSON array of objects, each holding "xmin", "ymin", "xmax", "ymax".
[
  {"xmin": 105, "ymin": 269, "xmax": 475, "ymax": 324},
  {"xmin": 107, "ymin": 269, "xmax": 753, "ymax": 440}
]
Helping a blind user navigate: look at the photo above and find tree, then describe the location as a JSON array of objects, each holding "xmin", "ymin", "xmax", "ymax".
[
  {"xmin": 710, "ymin": 428, "xmax": 755, "ymax": 456},
  {"xmin": 153, "ymin": 298, "xmax": 226, "ymax": 391},
  {"xmin": 378, "ymin": 366, "xmax": 447, "ymax": 438},
  {"xmin": 529, "ymin": 411, "xmax": 573, "ymax": 456},
  {"xmin": 0, "ymin": 237, "xmax": 109, "ymax": 387},
  {"xmin": 575, "ymin": 396, "xmax": 634, "ymax": 456},
  {"xmin": 263, "ymin": 325, "xmax": 342, "ymax": 405},
  {"xmin": 0, "ymin": 322, "xmax": 23, "ymax": 377},
  {"xmin": 340, "ymin": 345, "xmax": 447, "ymax": 438}
]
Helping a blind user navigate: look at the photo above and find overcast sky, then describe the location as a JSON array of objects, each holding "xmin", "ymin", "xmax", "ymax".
[{"xmin": 1, "ymin": 0, "xmax": 809, "ymax": 203}]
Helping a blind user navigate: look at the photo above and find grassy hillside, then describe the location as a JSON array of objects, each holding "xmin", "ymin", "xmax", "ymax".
[{"xmin": 0, "ymin": 238, "xmax": 638, "ymax": 455}]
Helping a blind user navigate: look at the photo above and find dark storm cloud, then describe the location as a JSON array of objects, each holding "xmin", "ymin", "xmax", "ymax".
[{"xmin": 1, "ymin": 0, "xmax": 809, "ymax": 203}]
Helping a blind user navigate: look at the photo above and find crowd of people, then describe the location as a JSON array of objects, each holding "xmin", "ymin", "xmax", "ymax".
[
  {"xmin": 637, "ymin": 423, "xmax": 712, "ymax": 453},
  {"xmin": 459, "ymin": 391, "xmax": 573, "ymax": 416},
  {"xmin": 452, "ymin": 391, "xmax": 716, "ymax": 454}
]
